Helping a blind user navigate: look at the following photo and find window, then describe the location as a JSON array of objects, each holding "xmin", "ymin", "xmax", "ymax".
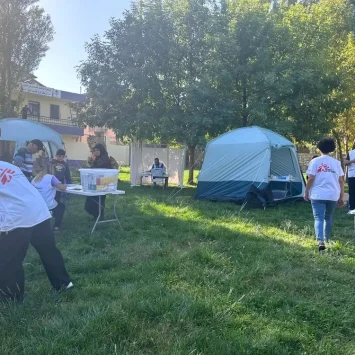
[
  {"xmin": 29, "ymin": 101, "xmax": 40, "ymax": 117},
  {"xmin": 50, "ymin": 104, "xmax": 60, "ymax": 119}
]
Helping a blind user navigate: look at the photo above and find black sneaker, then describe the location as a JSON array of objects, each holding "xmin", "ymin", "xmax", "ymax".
[{"xmin": 318, "ymin": 241, "xmax": 326, "ymax": 252}]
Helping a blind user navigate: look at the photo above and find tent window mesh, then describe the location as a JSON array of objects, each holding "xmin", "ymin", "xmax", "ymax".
[{"xmin": 270, "ymin": 148, "xmax": 298, "ymax": 179}]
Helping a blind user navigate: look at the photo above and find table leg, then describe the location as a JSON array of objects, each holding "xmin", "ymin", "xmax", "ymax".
[
  {"xmin": 91, "ymin": 195, "xmax": 101, "ymax": 234},
  {"xmin": 91, "ymin": 194, "xmax": 123, "ymax": 233},
  {"xmin": 113, "ymin": 194, "xmax": 123, "ymax": 231}
]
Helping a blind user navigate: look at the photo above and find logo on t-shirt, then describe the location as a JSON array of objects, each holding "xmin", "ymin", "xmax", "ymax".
[
  {"xmin": 317, "ymin": 163, "xmax": 336, "ymax": 174},
  {"xmin": 0, "ymin": 168, "xmax": 15, "ymax": 185}
]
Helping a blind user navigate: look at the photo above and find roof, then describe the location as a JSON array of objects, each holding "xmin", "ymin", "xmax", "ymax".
[
  {"xmin": 210, "ymin": 126, "xmax": 294, "ymax": 147},
  {"xmin": 0, "ymin": 118, "xmax": 63, "ymax": 148},
  {"xmin": 17, "ymin": 82, "xmax": 87, "ymax": 103}
]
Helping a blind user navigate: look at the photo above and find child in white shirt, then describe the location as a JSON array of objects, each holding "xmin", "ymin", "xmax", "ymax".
[{"xmin": 32, "ymin": 165, "xmax": 67, "ymax": 231}]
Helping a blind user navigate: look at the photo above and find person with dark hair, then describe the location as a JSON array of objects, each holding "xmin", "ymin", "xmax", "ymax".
[
  {"xmin": 344, "ymin": 142, "xmax": 355, "ymax": 212},
  {"xmin": 51, "ymin": 149, "xmax": 72, "ymax": 184},
  {"xmin": 149, "ymin": 158, "xmax": 168, "ymax": 187},
  {"xmin": 13, "ymin": 139, "xmax": 44, "ymax": 180},
  {"xmin": 21, "ymin": 105, "xmax": 32, "ymax": 119},
  {"xmin": 305, "ymin": 138, "xmax": 345, "ymax": 251},
  {"xmin": 51, "ymin": 149, "xmax": 72, "ymax": 209},
  {"xmin": 84, "ymin": 144, "xmax": 112, "ymax": 219},
  {"xmin": 0, "ymin": 161, "xmax": 72, "ymax": 303}
]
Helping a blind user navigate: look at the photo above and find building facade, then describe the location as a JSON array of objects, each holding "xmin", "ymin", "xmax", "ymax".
[{"xmin": 11, "ymin": 81, "xmax": 130, "ymax": 166}]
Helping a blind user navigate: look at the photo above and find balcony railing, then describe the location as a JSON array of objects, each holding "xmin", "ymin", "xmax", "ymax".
[{"xmin": 26, "ymin": 115, "xmax": 79, "ymax": 127}]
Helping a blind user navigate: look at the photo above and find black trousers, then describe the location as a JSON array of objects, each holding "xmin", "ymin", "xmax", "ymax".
[
  {"xmin": 0, "ymin": 219, "xmax": 71, "ymax": 303},
  {"xmin": 55, "ymin": 191, "xmax": 62, "ymax": 203},
  {"xmin": 0, "ymin": 228, "xmax": 32, "ymax": 302},
  {"xmin": 349, "ymin": 177, "xmax": 355, "ymax": 210},
  {"xmin": 51, "ymin": 202, "xmax": 65, "ymax": 228},
  {"xmin": 85, "ymin": 195, "xmax": 106, "ymax": 218}
]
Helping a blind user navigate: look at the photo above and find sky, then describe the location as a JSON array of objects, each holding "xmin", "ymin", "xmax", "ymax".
[{"xmin": 35, "ymin": 0, "xmax": 131, "ymax": 94}]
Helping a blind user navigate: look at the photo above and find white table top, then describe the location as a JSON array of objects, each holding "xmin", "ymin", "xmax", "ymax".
[
  {"xmin": 140, "ymin": 172, "xmax": 169, "ymax": 177},
  {"xmin": 65, "ymin": 187, "xmax": 125, "ymax": 197}
]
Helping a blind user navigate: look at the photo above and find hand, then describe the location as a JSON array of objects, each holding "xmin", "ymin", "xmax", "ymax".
[
  {"xmin": 338, "ymin": 199, "xmax": 345, "ymax": 207},
  {"xmin": 304, "ymin": 192, "xmax": 310, "ymax": 202}
]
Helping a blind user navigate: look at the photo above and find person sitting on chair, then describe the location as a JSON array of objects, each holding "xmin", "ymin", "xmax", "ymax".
[
  {"xmin": 149, "ymin": 158, "xmax": 168, "ymax": 187},
  {"xmin": 150, "ymin": 158, "xmax": 165, "ymax": 172}
]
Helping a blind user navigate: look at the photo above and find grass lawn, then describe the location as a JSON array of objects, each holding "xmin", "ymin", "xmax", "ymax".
[{"xmin": 2, "ymin": 168, "xmax": 355, "ymax": 354}]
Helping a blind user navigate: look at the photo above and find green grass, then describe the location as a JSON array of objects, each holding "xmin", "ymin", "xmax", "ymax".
[{"xmin": 2, "ymin": 169, "xmax": 355, "ymax": 354}]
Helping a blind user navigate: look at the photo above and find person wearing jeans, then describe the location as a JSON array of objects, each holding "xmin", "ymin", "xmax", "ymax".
[
  {"xmin": 344, "ymin": 142, "xmax": 355, "ymax": 212},
  {"xmin": 305, "ymin": 138, "xmax": 345, "ymax": 251}
]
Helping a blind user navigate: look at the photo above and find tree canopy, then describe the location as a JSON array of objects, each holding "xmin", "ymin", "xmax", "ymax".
[
  {"xmin": 77, "ymin": 0, "xmax": 355, "ymax": 179},
  {"xmin": 0, "ymin": 0, "xmax": 54, "ymax": 117}
]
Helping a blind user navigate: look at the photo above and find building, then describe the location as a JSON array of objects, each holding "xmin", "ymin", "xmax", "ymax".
[
  {"xmin": 11, "ymin": 81, "xmax": 130, "ymax": 166},
  {"xmin": 12, "ymin": 79, "xmax": 129, "ymax": 167}
]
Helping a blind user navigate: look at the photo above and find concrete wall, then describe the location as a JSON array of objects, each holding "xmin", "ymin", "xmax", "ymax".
[{"xmin": 62, "ymin": 135, "xmax": 130, "ymax": 166}]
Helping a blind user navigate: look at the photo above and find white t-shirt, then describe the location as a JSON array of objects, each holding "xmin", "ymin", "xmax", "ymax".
[
  {"xmin": 32, "ymin": 174, "xmax": 58, "ymax": 210},
  {"xmin": 306, "ymin": 155, "xmax": 344, "ymax": 201},
  {"xmin": 348, "ymin": 149, "xmax": 355, "ymax": 178},
  {"xmin": 0, "ymin": 161, "xmax": 51, "ymax": 232}
]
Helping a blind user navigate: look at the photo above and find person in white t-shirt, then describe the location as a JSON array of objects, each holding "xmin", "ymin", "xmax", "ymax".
[
  {"xmin": 344, "ymin": 142, "xmax": 355, "ymax": 212},
  {"xmin": 305, "ymin": 138, "xmax": 345, "ymax": 251},
  {"xmin": 0, "ymin": 161, "xmax": 72, "ymax": 303},
  {"xmin": 32, "ymin": 165, "xmax": 67, "ymax": 231}
]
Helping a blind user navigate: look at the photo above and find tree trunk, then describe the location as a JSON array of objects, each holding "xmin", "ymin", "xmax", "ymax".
[
  {"xmin": 242, "ymin": 78, "xmax": 248, "ymax": 127},
  {"xmin": 187, "ymin": 145, "xmax": 196, "ymax": 185},
  {"xmin": 333, "ymin": 130, "xmax": 344, "ymax": 171}
]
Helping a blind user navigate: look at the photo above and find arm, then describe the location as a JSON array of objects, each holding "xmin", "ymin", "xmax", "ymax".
[
  {"xmin": 56, "ymin": 183, "xmax": 67, "ymax": 192},
  {"xmin": 304, "ymin": 175, "xmax": 315, "ymax": 201},
  {"xmin": 344, "ymin": 153, "xmax": 355, "ymax": 166},
  {"xmin": 51, "ymin": 176, "xmax": 67, "ymax": 191},
  {"xmin": 344, "ymin": 159, "xmax": 355, "ymax": 166}
]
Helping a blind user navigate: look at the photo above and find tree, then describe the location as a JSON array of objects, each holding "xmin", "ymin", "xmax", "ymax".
[
  {"xmin": 0, "ymin": 0, "xmax": 54, "ymax": 117},
  {"xmin": 213, "ymin": 0, "xmax": 348, "ymax": 143},
  {"xmin": 77, "ymin": 0, "xmax": 233, "ymax": 183}
]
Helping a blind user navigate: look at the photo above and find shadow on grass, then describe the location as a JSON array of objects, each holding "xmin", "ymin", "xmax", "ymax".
[{"xmin": 2, "ymin": 181, "xmax": 355, "ymax": 354}]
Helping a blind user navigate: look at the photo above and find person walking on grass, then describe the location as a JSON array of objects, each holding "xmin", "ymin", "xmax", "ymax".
[
  {"xmin": 304, "ymin": 138, "xmax": 345, "ymax": 251},
  {"xmin": 0, "ymin": 161, "xmax": 72, "ymax": 303},
  {"xmin": 32, "ymin": 164, "xmax": 67, "ymax": 232},
  {"xmin": 344, "ymin": 142, "xmax": 355, "ymax": 213}
]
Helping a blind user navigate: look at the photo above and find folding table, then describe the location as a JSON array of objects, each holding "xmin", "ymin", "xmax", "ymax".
[{"xmin": 64, "ymin": 187, "xmax": 125, "ymax": 234}]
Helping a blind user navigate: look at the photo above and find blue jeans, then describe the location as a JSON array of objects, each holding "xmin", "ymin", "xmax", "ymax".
[{"xmin": 311, "ymin": 200, "xmax": 337, "ymax": 242}]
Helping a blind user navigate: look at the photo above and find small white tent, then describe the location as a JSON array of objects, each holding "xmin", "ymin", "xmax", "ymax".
[
  {"xmin": 195, "ymin": 126, "xmax": 305, "ymax": 205},
  {"xmin": 130, "ymin": 142, "xmax": 186, "ymax": 187}
]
